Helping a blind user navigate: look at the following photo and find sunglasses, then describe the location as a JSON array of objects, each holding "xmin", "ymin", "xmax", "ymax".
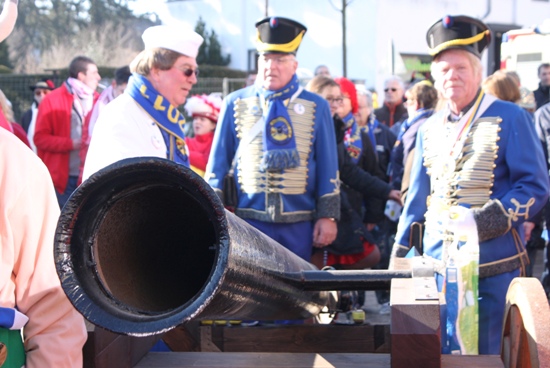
[
  {"xmin": 176, "ymin": 66, "xmax": 200, "ymax": 77},
  {"xmin": 384, "ymin": 88, "xmax": 398, "ymax": 92}
]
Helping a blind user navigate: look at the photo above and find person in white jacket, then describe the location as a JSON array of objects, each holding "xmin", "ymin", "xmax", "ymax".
[{"xmin": 83, "ymin": 25, "xmax": 203, "ymax": 180}]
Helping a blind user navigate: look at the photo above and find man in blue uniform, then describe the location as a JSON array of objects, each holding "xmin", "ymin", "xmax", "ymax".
[
  {"xmin": 391, "ymin": 15, "xmax": 549, "ymax": 354},
  {"xmin": 205, "ymin": 17, "xmax": 340, "ymax": 261}
]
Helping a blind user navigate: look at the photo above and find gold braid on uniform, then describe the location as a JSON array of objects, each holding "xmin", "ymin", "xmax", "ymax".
[
  {"xmin": 232, "ymin": 95, "xmax": 336, "ymax": 223},
  {"xmin": 423, "ymin": 117, "xmax": 501, "ymax": 219}
]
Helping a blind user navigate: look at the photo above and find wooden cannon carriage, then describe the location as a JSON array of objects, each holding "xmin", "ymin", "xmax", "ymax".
[{"xmin": 55, "ymin": 158, "xmax": 550, "ymax": 368}]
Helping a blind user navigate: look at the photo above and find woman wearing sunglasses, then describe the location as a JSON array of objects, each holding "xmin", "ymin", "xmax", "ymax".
[{"xmin": 83, "ymin": 25, "xmax": 204, "ymax": 180}]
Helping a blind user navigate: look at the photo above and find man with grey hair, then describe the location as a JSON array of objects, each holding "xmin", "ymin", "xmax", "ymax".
[
  {"xmin": 314, "ymin": 64, "xmax": 331, "ymax": 78},
  {"xmin": 374, "ymin": 75, "xmax": 407, "ymax": 132},
  {"xmin": 392, "ymin": 15, "xmax": 548, "ymax": 354},
  {"xmin": 206, "ymin": 17, "xmax": 339, "ymax": 261}
]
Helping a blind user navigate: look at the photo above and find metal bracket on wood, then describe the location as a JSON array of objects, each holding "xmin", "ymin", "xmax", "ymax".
[
  {"xmin": 413, "ymin": 277, "xmax": 439, "ymax": 301},
  {"xmin": 411, "ymin": 257, "xmax": 439, "ymax": 301},
  {"xmin": 411, "ymin": 256, "xmax": 435, "ymax": 278}
]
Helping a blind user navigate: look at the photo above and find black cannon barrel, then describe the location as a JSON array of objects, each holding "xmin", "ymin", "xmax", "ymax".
[{"xmin": 54, "ymin": 158, "xmax": 329, "ymax": 336}]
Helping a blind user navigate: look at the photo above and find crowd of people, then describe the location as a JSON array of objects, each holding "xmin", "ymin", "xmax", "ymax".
[{"xmin": 1, "ymin": 0, "xmax": 550, "ymax": 363}]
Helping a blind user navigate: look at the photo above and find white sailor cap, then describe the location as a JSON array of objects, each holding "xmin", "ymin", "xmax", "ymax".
[{"xmin": 141, "ymin": 25, "xmax": 204, "ymax": 58}]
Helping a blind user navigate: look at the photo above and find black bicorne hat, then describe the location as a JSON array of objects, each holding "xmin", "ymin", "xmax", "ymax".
[
  {"xmin": 255, "ymin": 16, "xmax": 307, "ymax": 55},
  {"xmin": 426, "ymin": 15, "xmax": 491, "ymax": 58}
]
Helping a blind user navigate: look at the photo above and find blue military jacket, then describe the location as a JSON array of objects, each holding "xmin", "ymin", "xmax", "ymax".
[
  {"xmin": 205, "ymin": 84, "xmax": 340, "ymax": 224},
  {"xmin": 395, "ymin": 97, "xmax": 549, "ymax": 267}
]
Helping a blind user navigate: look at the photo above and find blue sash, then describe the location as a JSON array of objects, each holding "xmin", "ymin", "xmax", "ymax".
[
  {"xmin": 258, "ymin": 74, "xmax": 301, "ymax": 172},
  {"xmin": 126, "ymin": 73, "xmax": 189, "ymax": 166},
  {"xmin": 342, "ymin": 112, "xmax": 363, "ymax": 164}
]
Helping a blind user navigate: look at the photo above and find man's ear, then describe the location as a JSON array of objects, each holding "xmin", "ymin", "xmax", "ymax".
[
  {"xmin": 292, "ymin": 59, "xmax": 299, "ymax": 73},
  {"xmin": 149, "ymin": 67, "xmax": 161, "ymax": 83}
]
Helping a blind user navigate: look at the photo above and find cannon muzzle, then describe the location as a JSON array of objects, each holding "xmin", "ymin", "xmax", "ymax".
[{"xmin": 55, "ymin": 158, "xmax": 328, "ymax": 336}]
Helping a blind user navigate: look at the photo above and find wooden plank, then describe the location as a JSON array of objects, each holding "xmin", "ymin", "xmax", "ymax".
[
  {"xmin": 374, "ymin": 324, "xmax": 391, "ymax": 353},
  {"xmin": 134, "ymin": 352, "xmax": 504, "ymax": 368},
  {"xmin": 206, "ymin": 324, "xmax": 389, "ymax": 353},
  {"xmin": 162, "ymin": 324, "xmax": 200, "ymax": 352},
  {"xmin": 135, "ymin": 352, "xmax": 391, "ymax": 367},
  {"xmin": 390, "ymin": 277, "xmax": 440, "ymax": 368},
  {"xmin": 84, "ymin": 323, "xmax": 161, "ymax": 368},
  {"xmin": 199, "ymin": 326, "xmax": 222, "ymax": 352},
  {"xmin": 441, "ymin": 354, "xmax": 503, "ymax": 368}
]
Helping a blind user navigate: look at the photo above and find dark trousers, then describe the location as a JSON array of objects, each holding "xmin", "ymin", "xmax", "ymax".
[
  {"xmin": 371, "ymin": 218, "xmax": 398, "ymax": 304},
  {"xmin": 243, "ymin": 219, "xmax": 314, "ymax": 262},
  {"xmin": 525, "ymin": 223, "xmax": 544, "ymax": 277},
  {"xmin": 56, "ymin": 175, "xmax": 78, "ymax": 209}
]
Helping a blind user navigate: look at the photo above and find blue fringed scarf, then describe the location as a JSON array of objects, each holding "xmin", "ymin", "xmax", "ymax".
[
  {"xmin": 126, "ymin": 73, "xmax": 189, "ymax": 167},
  {"xmin": 396, "ymin": 108, "xmax": 434, "ymax": 141},
  {"xmin": 342, "ymin": 112, "xmax": 363, "ymax": 164},
  {"xmin": 258, "ymin": 74, "xmax": 301, "ymax": 172}
]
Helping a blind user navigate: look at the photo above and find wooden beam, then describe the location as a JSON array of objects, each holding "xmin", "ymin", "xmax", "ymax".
[
  {"xmin": 134, "ymin": 352, "xmax": 504, "ymax": 367},
  {"xmin": 193, "ymin": 324, "xmax": 390, "ymax": 353},
  {"xmin": 83, "ymin": 322, "xmax": 161, "ymax": 368},
  {"xmin": 390, "ymin": 277, "xmax": 441, "ymax": 368}
]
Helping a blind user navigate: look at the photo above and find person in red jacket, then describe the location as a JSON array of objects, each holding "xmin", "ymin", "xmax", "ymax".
[
  {"xmin": 34, "ymin": 56, "xmax": 100, "ymax": 208},
  {"xmin": 183, "ymin": 93, "xmax": 222, "ymax": 176}
]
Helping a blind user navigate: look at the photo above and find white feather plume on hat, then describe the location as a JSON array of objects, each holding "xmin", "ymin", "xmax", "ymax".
[{"xmin": 184, "ymin": 93, "xmax": 223, "ymax": 123}]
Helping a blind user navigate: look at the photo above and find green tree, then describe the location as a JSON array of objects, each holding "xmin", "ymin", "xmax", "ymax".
[
  {"xmin": 193, "ymin": 17, "xmax": 231, "ymax": 67},
  {"xmin": 0, "ymin": 42, "xmax": 12, "ymax": 69},
  {"xmin": 194, "ymin": 17, "xmax": 208, "ymax": 65},
  {"xmin": 8, "ymin": 0, "xmax": 158, "ymax": 73},
  {"xmin": 207, "ymin": 30, "xmax": 231, "ymax": 66},
  {"xmin": 89, "ymin": 0, "xmax": 135, "ymax": 26}
]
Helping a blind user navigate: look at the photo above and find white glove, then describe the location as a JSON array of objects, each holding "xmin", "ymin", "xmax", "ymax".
[{"xmin": 442, "ymin": 206, "xmax": 478, "ymax": 240}]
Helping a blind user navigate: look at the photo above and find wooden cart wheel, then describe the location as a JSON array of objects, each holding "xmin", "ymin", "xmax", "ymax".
[{"xmin": 501, "ymin": 277, "xmax": 550, "ymax": 368}]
